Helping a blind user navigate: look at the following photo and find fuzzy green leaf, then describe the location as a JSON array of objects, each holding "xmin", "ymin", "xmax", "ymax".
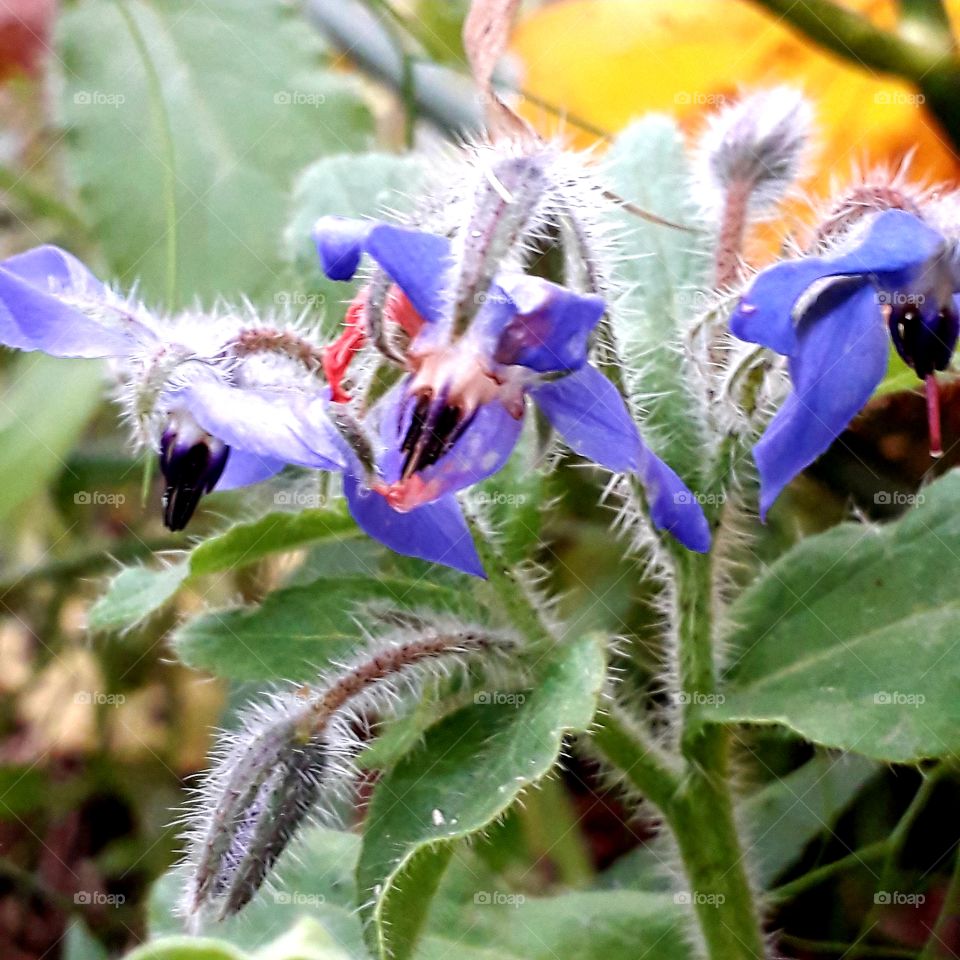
[
  {"xmin": 603, "ymin": 116, "xmax": 711, "ymax": 476},
  {"xmin": 714, "ymin": 473, "xmax": 960, "ymax": 761},
  {"xmin": 88, "ymin": 506, "xmax": 362, "ymax": 632},
  {"xmin": 357, "ymin": 632, "xmax": 607, "ymax": 960},
  {"xmin": 58, "ymin": 0, "xmax": 373, "ymax": 307},
  {"xmin": 174, "ymin": 575, "xmax": 486, "ymax": 681}
]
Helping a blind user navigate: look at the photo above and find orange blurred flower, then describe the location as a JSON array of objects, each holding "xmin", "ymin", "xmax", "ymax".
[{"xmin": 511, "ymin": 0, "xmax": 960, "ymax": 188}]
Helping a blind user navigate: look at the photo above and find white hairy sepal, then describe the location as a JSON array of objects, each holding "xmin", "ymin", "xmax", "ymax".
[
  {"xmin": 808, "ymin": 154, "xmax": 942, "ymax": 249},
  {"xmin": 693, "ymin": 86, "xmax": 814, "ymax": 219},
  {"xmin": 113, "ymin": 301, "xmax": 330, "ymax": 449},
  {"xmin": 178, "ymin": 620, "xmax": 519, "ymax": 922}
]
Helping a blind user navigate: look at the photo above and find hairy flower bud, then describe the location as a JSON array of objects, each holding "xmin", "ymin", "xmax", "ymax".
[
  {"xmin": 694, "ymin": 86, "xmax": 813, "ymax": 218},
  {"xmin": 180, "ymin": 621, "xmax": 518, "ymax": 923}
]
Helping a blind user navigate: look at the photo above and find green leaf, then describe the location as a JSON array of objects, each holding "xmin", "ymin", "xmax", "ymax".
[
  {"xmin": 88, "ymin": 563, "xmax": 188, "ymax": 633},
  {"xmin": 285, "ymin": 153, "xmax": 426, "ymax": 332},
  {"xmin": 62, "ymin": 920, "xmax": 108, "ymax": 960},
  {"xmin": 745, "ymin": 753, "xmax": 879, "ymax": 887},
  {"xmin": 0, "ymin": 356, "xmax": 103, "ymax": 524},
  {"xmin": 123, "ymin": 940, "xmax": 247, "ymax": 960},
  {"xmin": 89, "ymin": 507, "xmax": 361, "ymax": 632},
  {"xmin": 256, "ymin": 918, "xmax": 354, "ymax": 960},
  {"xmin": 188, "ymin": 507, "xmax": 360, "ymax": 576},
  {"xmin": 714, "ymin": 473, "xmax": 960, "ymax": 761},
  {"xmin": 58, "ymin": 0, "xmax": 373, "ymax": 307},
  {"xmin": 357, "ymin": 633, "xmax": 607, "ymax": 960},
  {"xmin": 603, "ymin": 116, "xmax": 711, "ymax": 475},
  {"xmin": 429, "ymin": 890, "xmax": 690, "ymax": 960},
  {"xmin": 174, "ymin": 575, "xmax": 485, "ymax": 681},
  {"xmin": 149, "ymin": 828, "xmax": 366, "ymax": 955}
]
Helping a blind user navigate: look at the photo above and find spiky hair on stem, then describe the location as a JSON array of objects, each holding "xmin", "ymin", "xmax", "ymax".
[{"xmin": 178, "ymin": 617, "xmax": 519, "ymax": 925}]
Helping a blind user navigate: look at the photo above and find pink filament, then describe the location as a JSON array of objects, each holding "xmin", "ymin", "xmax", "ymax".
[{"xmin": 925, "ymin": 374, "xmax": 944, "ymax": 459}]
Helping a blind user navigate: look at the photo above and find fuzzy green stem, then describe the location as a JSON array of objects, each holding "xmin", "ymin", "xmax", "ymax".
[
  {"xmin": 590, "ymin": 710, "xmax": 681, "ymax": 813},
  {"xmin": 669, "ymin": 547, "xmax": 766, "ymax": 960},
  {"xmin": 853, "ymin": 765, "xmax": 946, "ymax": 951},
  {"xmin": 769, "ymin": 840, "xmax": 888, "ymax": 904},
  {"xmin": 779, "ymin": 935, "xmax": 919, "ymax": 959}
]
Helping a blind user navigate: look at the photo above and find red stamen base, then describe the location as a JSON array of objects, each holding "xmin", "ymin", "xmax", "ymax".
[
  {"xmin": 322, "ymin": 288, "xmax": 425, "ymax": 404},
  {"xmin": 925, "ymin": 374, "xmax": 944, "ymax": 459}
]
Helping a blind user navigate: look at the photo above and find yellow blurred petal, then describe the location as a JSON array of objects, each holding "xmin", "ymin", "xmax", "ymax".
[{"xmin": 512, "ymin": 0, "xmax": 960, "ymax": 185}]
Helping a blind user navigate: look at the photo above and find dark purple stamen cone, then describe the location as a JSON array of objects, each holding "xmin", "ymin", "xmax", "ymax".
[
  {"xmin": 160, "ymin": 417, "xmax": 229, "ymax": 531},
  {"xmin": 887, "ymin": 300, "xmax": 960, "ymax": 379}
]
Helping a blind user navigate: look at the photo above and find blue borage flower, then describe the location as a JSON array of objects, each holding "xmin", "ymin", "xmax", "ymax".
[
  {"xmin": 730, "ymin": 209, "xmax": 960, "ymax": 517},
  {"xmin": 0, "ymin": 244, "xmax": 346, "ymax": 526},
  {"xmin": 313, "ymin": 215, "xmax": 712, "ymax": 561}
]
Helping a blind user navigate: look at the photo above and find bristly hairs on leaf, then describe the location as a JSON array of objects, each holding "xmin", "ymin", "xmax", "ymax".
[{"xmin": 177, "ymin": 618, "xmax": 520, "ymax": 926}]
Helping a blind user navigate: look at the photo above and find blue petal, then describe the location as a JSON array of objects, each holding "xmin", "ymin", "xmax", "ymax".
[
  {"xmin": 731, "ymin": 210, "xmax": 944, "ymax": 356},
  {"xmin": 343, "ymin": 475, "xmax": 485, "ymax": 577},
  {"xmin": 312, "ymin": 217, "xmax": 374, "ymax": 282},
  {"xmin": 312, "ymin": 219, "xmax": 453, "ymax": 326},
  {"xmin": 530, "ymin": 364, "xmax": 642, "ymax": 472},
  {"xmin": 365, "ymin": 224, "xmax": 452, "ymax": 325},
  {"xmin": 487, "ymin": 275, "xmax": 605, "ymax": 373},
  {"xmin": 0, "ymin": 246, "xmax": 146, "ymax": 358},
  {"xmin": 531, "ymin": 364, "xmax": 710, "ymax": 551},
  {"xmin": 169, "ymin": 372, "xmax": 348, "ymax": 472},
  {"xmin": 754, "ymin": 280, "xmax": 889, "ymax": 518},
  {"xmin": 214, "ymin": 451, "xmax": 287, "ymax": 491}
]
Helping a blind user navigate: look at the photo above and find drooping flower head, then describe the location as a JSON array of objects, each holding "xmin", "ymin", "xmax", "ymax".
[
  {"xmin": 312, "ymin": 169, "xmax": 712, "ymax": 558},
  {"xmin": 730, "ymin": 208, "xmax": 960, "ymax": 517},
  {"xmin": 0, "ymin": 245, "xmax": 347, "ymax": 528}
]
